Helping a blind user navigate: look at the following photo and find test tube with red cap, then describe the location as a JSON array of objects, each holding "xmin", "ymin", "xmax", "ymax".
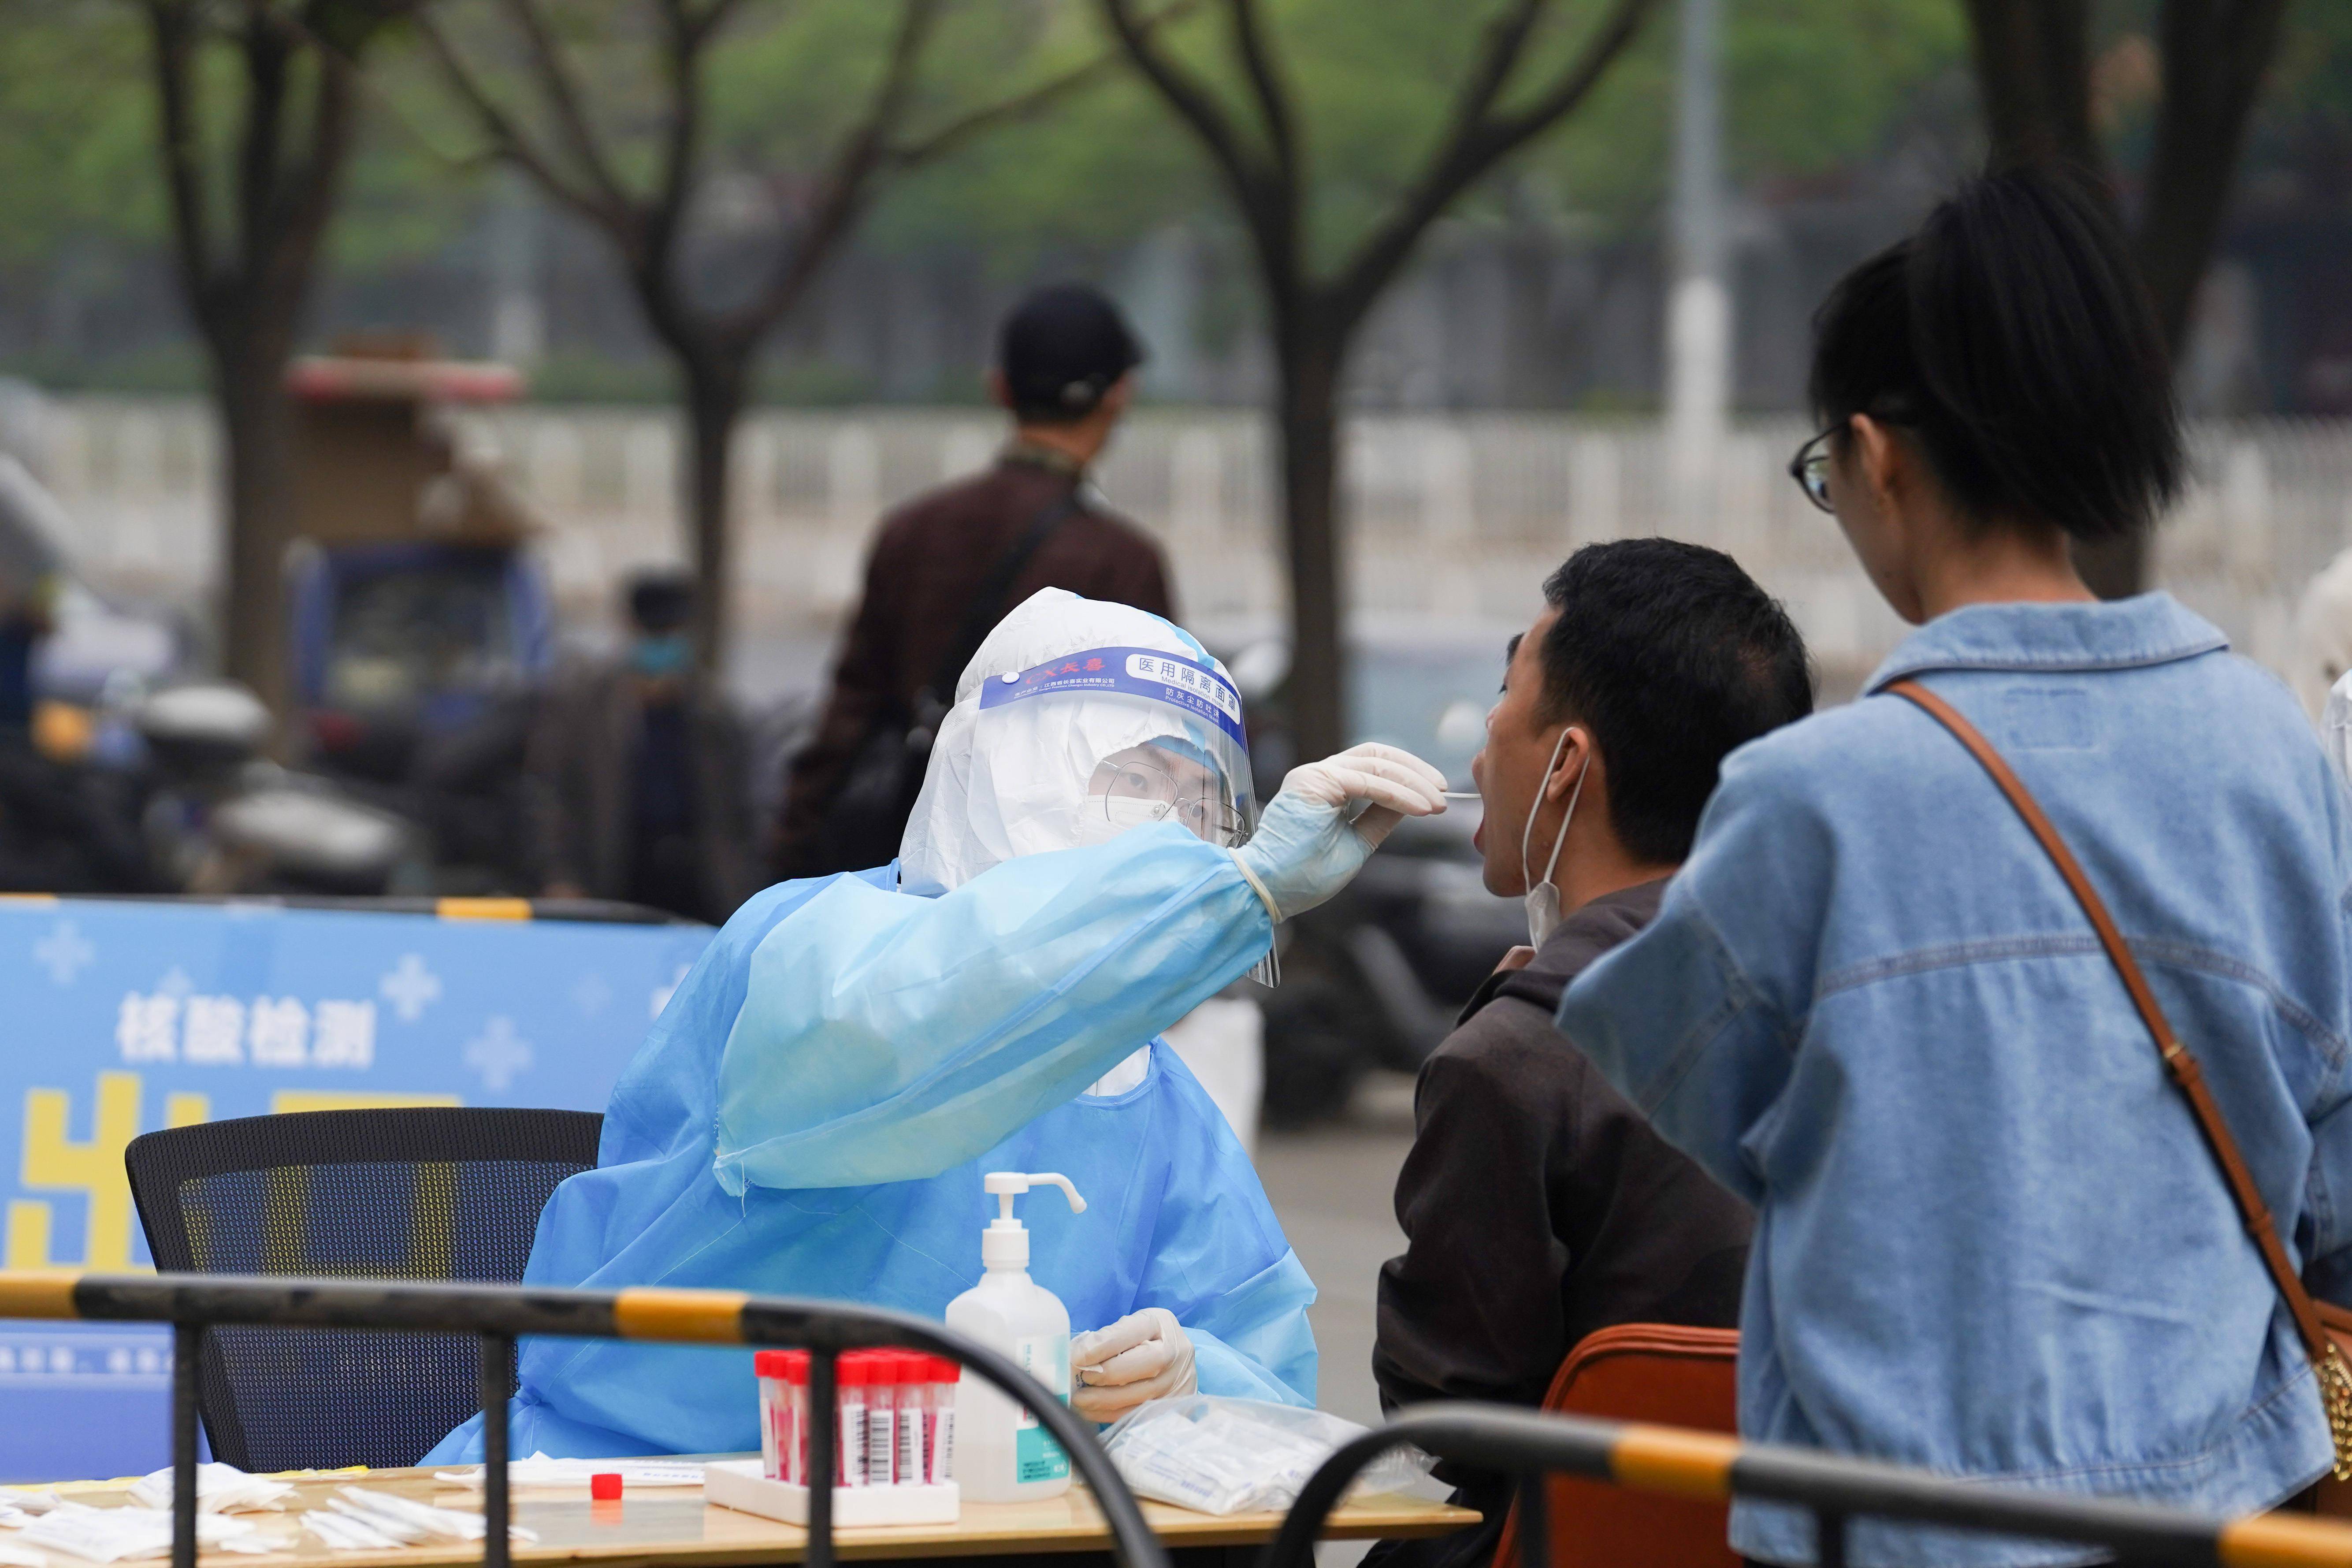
[
  {"xmin": 926, "ymin": 1356, "xmax": 960, "ymax": 1485},
  {"xmin": 837, "ymin": 1352, "xmax": 873, "ymax": 1486},
  {"xmin": 753, "ymin": 1350, "xmax": 792, "ymax": 1483},
  {"xmin": 866, "ymin": 1351, "xmax": 902, "ymax": 1486}
]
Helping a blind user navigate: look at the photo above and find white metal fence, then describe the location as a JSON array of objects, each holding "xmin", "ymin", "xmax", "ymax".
[{"xmin": 23, "ymin": 396, "xmax": 2352, "ymax": 699}]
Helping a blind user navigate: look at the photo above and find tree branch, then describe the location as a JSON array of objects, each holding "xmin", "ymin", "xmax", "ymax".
[
  {"xmin": 1097, "ymin": 0, "xmax": 1282, "ymax": 240},
  {"xmin": 2135, "ymin": 0, "xmax": 2290, "ymax": 352},
  {"xmin": 1225, "ymin": 0, "xmax": 1296, "ymax": 194},
  {"xmin": 497, "ymin": 0, "xmax": 636, "ymax": 217},
  {"xmin": 889, "ymin": 0, "xmax": 1204, "ymax": 168},
  {"xmin": 1443, "ymin": 0, "xmax": 1551, "ymax": 148},
  {"xmin": 234, "ymin": 3, "xmax": 293, "ymax": 295},
  {"xmin": 411, "ymin": 6, "xmax": 618, "ymax": 229},
  {"xmin": 721, "ymin": 0, "xmax": 942, "ymax": 342},
  {"xmin": 1960, "ymin": 0, "xmax": 2098, "ymax": 171},
  {"xmin": 1334, "ymin": 0, "xmax": 1659, "ymax": 329},
  {"xmin": 644, "ymin": 0, "xmax": 717, "ymax": 267},
  {"xmin": 143, "ymin": 0, "xmax": 219, "ymax": 323}
]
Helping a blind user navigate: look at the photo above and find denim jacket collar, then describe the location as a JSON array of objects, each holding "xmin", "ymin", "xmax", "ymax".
[{"xmin": 1862, "ymin": 592, "xmax": 2229, "ymax": 695}]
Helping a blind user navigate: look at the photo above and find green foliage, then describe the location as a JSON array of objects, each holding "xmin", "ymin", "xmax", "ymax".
[
  {"xmin": 0, "ymin": 0, "xmax": 160, "ymax": 260},
  {"xmin": 881, "ymin": 0, "xmax": 1971, "ymax": 273}
]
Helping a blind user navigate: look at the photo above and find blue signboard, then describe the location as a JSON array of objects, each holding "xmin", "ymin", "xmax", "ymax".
[{"xmin": 0, "ymin": 897, "xmax": 713, "ymax": 1482}]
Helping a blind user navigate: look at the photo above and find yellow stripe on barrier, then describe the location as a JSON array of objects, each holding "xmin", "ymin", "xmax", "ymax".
[
  {"xmin": 1608, "ymin": 1424, "xmax": 1739, "ymax": 1501},
  {"xmin": 612, "ymin": 1287, "xmax": 748, "ymax": 1343},
  {"xmin": 0, "ymin": 1271, "xmax": 83, "ymax": 1318},
  {"xmin": 436, "ymin": 898, "xmax": 533, "ymax": 921},
  {"xmin": 0, "ymin": 894, "xmax": 59, "ymax": 906},
  {"xmin": 2219, "ymin": 1512, "xmax": 2352, "ymax": 1568}
]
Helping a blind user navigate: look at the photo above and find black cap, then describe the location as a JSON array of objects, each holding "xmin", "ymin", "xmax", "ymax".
[
  {"xmin": 998, "ymin": 283, "xmax": 1145, "ymax": 421},
  {"xmin": 626, "ymin": 569, "xmax": 696, "ymax": 633}
]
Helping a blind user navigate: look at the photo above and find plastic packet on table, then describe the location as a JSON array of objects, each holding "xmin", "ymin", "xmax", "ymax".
[
  {"xmin": 125, "ymin": 1464, "xmax": 294, "ymax": 1514},
  {"xmin": 19, "ymin": 1503, "xmax": 267, "ymax": 1562},
  {"xmin": 300, "ymin": 1487, "xmax": 545, "ymax": 1556},
  {"xmin": 1100, "ymin": 1396, "xmax": 1432, "ymax": 1516}
]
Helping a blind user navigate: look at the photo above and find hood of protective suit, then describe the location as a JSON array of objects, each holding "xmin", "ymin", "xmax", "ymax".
[{"xmin": 900, "ymin": 587, "xmax": 1255, "ymax": 896}]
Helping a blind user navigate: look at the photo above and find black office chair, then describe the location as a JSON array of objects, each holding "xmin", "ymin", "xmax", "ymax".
[{"xmin": 126, "ymin": 1107, "xmax": 602, "ymax": 1471}]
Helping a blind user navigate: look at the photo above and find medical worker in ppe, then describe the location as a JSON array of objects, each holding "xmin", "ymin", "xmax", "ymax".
[{"xmin": 424, "ymin": 587, "xmax": 1448, "ymax": 1460}]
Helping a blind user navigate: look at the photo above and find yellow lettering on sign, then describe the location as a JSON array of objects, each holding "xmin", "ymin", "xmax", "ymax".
[
  {"xmin": 18, "ymin": 1073, "xmax": 142, "ymax": 1270},
  {"xmin": 166, "ymin": 1093, "xmax": 209, "ymax": 1128},
  {"xmin": 270, "ymin": 1091, "xmax": 460, "ymax": 1115},
  {"xmin": 5, "ymin": 1200, "xmax": 55, "ymax": 1271}
]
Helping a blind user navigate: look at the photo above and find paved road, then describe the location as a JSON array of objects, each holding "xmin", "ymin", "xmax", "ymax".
[
  {"xmin": 1252, "ymin": 1074, "xmax": 1428, "ymax": 1565},
  {"xmin": 1254, "ymin": 1075, "xmax": 1419, "ymax": 1431}
]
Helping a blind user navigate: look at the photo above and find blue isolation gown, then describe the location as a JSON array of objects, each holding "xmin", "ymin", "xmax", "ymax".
[{"xmin": 424, "ymin": 823, "xmax": 1315, "ymax": 1460}]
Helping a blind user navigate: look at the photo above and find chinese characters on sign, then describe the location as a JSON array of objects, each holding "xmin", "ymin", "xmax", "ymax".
[{"xmin": 115, "ymin": 992, "xmax": 377, "ymax": 1070}]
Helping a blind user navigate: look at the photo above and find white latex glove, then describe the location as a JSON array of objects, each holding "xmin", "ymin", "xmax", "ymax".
[
  {"xmin": 1232, "ymin": 742, "xmax": 1448, "ymax": 921},
  {"xmin": 1070, "ymin": 1306, "xmax": 1197, "ymax": 1422}
]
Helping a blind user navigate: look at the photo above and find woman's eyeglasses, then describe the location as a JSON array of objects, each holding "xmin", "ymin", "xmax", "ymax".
[
  {"xmin": 1099, "ymin": 759, "xmax": 1245, "ymax": 844},
  {"xmin": 1788, "ymin": 427, "xmax": 1836, "ymax": 514}
]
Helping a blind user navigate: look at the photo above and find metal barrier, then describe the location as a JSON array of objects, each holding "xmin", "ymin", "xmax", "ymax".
[
  {"xmin": 40, "ymin": 894, "xmax": 699, "ymax": 924},
  {"xmin": 1262, "ymin": 1403, "xmax": 2352, "ymax": 1568},
  {"xmin": 0, "ymin": 1272, "xmax": 1168, "ymax": 1568}
]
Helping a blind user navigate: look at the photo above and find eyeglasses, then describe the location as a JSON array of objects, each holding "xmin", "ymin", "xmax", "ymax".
[
  {"xmin": 1098, "ymin": 759, "xmax": 1245, "ymax": 845},
  {"xmin": 1787, "ymin": 427, "xmax": 1836, "ymax": 513}
]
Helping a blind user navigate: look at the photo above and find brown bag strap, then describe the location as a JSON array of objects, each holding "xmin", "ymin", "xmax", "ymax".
[{"xmin": 1884, "ymin": 678, "xmax": 2335, "ymax": 1364}]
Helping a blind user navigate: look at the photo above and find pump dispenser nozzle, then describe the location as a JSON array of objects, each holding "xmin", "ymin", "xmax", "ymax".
[{"xmin": 979, "ymin": 1171, "xmax": 1085, "ymax": 1270}]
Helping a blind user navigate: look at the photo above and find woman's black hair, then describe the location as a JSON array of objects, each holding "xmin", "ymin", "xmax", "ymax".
[{"xmin": 1807, "ymin": 164, "xmax": 2184, "ymax": 542}]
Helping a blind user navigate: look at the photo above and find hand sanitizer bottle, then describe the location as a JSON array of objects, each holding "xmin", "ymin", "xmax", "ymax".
[{"xmin": 944, "ymin": 1171, "xmax": 1086, "ymax": 1501}]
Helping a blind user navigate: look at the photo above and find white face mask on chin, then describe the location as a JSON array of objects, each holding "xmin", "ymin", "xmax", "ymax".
[{"xmin": 1520, "ymin": 728, "xmax": 1590, "ymax": 949}]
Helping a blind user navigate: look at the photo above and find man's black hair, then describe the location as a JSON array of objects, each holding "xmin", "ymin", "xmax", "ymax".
[
  {"xmin": 998, "ymin": 282, "xmax": 1145, "ymax": 425},
  {"xmin": 626, "ymin": 569, "xmax": 695, "ymax": 633},
  {"xmin": 1538, "ymin": 539, "xmax": 1813, "ymax": 865},
  {"xmin": 1808, "ymin": 163, "xmax": 2182, "ymax": 542}
]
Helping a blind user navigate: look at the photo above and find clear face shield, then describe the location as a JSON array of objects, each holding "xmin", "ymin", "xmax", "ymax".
[
  {"xmin": 901, "ymin": 625, "xmax": 1277, "ymax": 983},
  {"xmin": 1082, "ymin": 741, "xmax": 1248, "ymax": 848},
  {"xmin": 973, "ymin": 646, "xmax": 1259, "ymax": 853}
]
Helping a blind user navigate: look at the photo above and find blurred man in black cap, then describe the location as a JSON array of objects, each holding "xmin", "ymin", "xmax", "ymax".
[
  {"xmin": 528, "ymin": 569, "xmax": 753, "ymax": 921},
  {"xmin": 769, "ymin": 282, "xmax": 1176, "ymax": 877}
]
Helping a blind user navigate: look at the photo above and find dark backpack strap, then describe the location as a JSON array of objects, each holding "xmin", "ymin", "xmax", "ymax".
[{"xmin": 914, "ymin": 487, "xmax": 1083, "ymax": 722}]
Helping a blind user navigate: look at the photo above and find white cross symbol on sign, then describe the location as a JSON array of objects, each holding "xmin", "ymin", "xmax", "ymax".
[
  {"xmin": 33, "ymin": 920, "xmax": 95, "ymax": 985},
  {"xmin": 379, "ymin": 954, "xmax": 442, "ymax": 1023},
  {"xmin": 462, "ymin": 1017, "xmax": 534, "ymax": 1091}
]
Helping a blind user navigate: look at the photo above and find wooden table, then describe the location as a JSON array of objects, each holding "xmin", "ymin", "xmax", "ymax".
[{"xmin": 8, "ymin": 1462, "xmax": 1479, "ymax": 1564}]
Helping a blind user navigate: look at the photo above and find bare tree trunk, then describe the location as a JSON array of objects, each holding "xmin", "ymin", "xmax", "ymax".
[
  {"xmin": 2136, "ymin": 0, "xmax": 2291, "ymax": 353},
  {"xmin": 216, "ymin": 352, "xmax": 296, "ymax": 706},
  {"xmin": 680, "ymin": 353, "xmax": 747, "ymax": 686},
  {"xmin": 1960, "ymin": 0, "xmax": 2289, "ymax": 601},
  {"xmin": 1962, "ymin": 0, "xmax": 2098, "ymax": 170},
  {"xmin": 1275, "ymin": 321, "xmax": 1345, "ymax": 763}
]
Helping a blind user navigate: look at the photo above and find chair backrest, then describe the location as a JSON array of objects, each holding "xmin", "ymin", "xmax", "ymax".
[
  {"xmin": 125, "ymin": 1107, "xmax": 602, "ymax": 1472},
  {"xmin": 1491, "ymin": 1323, "xmax": 1742, "ymax": 1568}
]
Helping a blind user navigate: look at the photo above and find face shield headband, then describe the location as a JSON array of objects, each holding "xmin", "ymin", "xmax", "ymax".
[{"xmin": 977, "ymin": 645, "xmax": 1258, "ymax": 842}]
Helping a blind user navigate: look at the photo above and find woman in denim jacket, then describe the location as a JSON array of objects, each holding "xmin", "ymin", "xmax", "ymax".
[{"xmin": 1557, "ymin": 166, "xmax": 2352, "ymax": 1567}]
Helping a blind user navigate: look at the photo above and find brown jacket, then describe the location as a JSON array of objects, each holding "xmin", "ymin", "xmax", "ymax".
[
  {"xmin": 526, "ymin": 663, "xmax": 754, "ymax": 921},
  {"xmin": 1367, "ymin": 877, "xmax": 1752, "ymax": 1568},
  {"xmin": 771, "ymin": 450, "xmax": 1174, "ymax": 874}
]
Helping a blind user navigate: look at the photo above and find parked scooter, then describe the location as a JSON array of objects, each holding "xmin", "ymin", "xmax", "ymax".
[{"xmin": 134, "ymin": 680, "xmax": 425, "ymax": 896}]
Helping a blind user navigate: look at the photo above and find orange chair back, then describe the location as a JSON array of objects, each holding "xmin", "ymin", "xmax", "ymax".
[{"xmin": 1490, "ymin": 1323, "xmax": 1742, "ymax": 1568}]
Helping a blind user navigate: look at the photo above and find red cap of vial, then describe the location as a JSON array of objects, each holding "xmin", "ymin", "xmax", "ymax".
[
  {"xmin": 753, "ymin": 1350, "xmax": 790, "ymax": 1379},
  {"xmin": 590, "ymin": 1473, "xmax": 623, "ymax": 1501},
  {"xmin": 785, "ymin": 1349, "xmax": 810, "ymax": 1385},
  {"xmin": 838, "ymin": 1353, "xmax": 873, "ymax": 1386},
  {"xmin": 933, "ymin": 1356, "xmax": 962, "ymax": 1384}
]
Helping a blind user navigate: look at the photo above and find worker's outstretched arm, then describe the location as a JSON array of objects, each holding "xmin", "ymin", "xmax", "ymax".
[
  {"xmin": 715, "ymin": 743, "xmax": 1446, "ymax": 1192},
  {"xmin": 716, "ymin": 822, "xmax": 1262, "ymax": 1191}
]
